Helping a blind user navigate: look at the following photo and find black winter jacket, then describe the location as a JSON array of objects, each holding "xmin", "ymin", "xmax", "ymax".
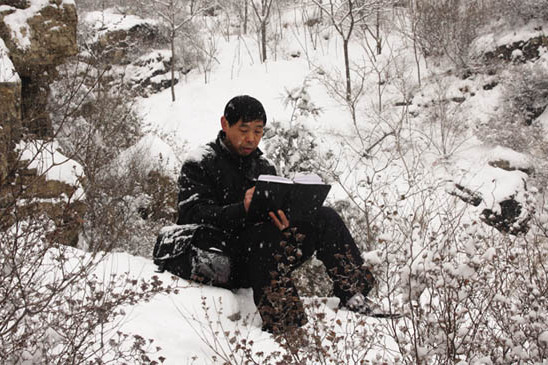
[{"xmin": 176, "ymin": 131, "xmax": 276, "ymax": 251}]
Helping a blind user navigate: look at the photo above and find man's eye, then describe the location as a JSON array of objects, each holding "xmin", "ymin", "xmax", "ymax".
[
  {"xmin": 239, "ymin": 129, "xmax": 249, "ymax": 133},
  {"xmin": 255, "ymin": 130, "xmax": 263, "ymax": 135}
]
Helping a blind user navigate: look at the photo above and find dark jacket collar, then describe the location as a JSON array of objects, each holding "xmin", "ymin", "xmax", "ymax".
[{"xmin": 215, "ymin": 130, "xmax": 263, "ymax": 161}]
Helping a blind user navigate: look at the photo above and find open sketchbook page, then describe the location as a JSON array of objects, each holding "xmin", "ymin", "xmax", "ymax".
[
  {"xmin": 258, "ymin": 175, "xmax": 293, "ymax": 184},
  {"xmin": 293, "ymin": 173, "xmax": 324, "ymax": 184},
  {"xmin": 257, "ymin": 173, "xmax": 325, "ymax": 185}
]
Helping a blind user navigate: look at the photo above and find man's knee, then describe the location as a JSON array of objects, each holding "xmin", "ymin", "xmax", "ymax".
[
  {"xmin": 238, "ymin": 223, "xmax": 283, "ymax": 253},
  {"xmin": 317, "ymin": 206, "xmax": 344, "ymax": 226}
]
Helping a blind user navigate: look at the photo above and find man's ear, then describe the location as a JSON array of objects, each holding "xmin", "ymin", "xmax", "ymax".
[{"xmin": 221, "ymin": 116, "xmax": 229, "ymax": 132}]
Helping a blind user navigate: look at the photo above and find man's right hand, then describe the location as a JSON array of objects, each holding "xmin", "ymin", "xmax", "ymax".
[{"xmin": 244, "ymin": 186, "xmax": 255, "ymax": 212}]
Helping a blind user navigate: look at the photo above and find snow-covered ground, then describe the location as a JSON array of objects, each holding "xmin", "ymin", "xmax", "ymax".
[{"xmin": 92, "ymin": 250, "xmax": 402, "ymax": 364}]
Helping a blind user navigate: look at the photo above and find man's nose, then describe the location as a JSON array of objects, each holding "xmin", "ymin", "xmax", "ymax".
[{"xmin": 245, "ymin": 132, "xmax": 256, "ymax": 143}]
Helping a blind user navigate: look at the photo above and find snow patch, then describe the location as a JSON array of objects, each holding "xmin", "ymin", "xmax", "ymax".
[
  {"xmin": 126, "ymin": 50, "xmax": 172, "ymax": 84},
  {"xmin": 482, "ymin": 247, "xmax": 497, "ymax": 262},
  {"xmin": 0, "ymin": 38, "xmax": 20, "ymax": 83},
  {"xmin": 452, "ymin": 145, "xmax": 532, "ymax": 211},
  {"xmin": 83, "ymin": 8, "xmax": 158, "ymax": 43},
  {"xmin": 185, "ymin": 145, "xmax": 214, "ymax": 163},
  {"xmin": 539, "ymin": 108, "xmax": 548, "ymax": 141},
  {"xmin": 114, "ymin": 134, "xmax": 180, "ymax": 177},
  {"xmin": 539, "ymin": 331, "xmax": 548, "ymax": 345},
  {"xmin": 362, "ymin": 250, "xmax": 382, "ymax": 266},
  {"xmin": 16, "ymin": 140, "xmax": 84, "ymax": 199},
  {"xmin": 485, "ymin": 146, "xmax": 533, "ymax": 171}
]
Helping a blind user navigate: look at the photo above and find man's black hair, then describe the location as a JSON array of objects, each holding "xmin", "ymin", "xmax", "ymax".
[{"xmin": 223, "ymin": 95, "xmax": 267, "ymax": 126}]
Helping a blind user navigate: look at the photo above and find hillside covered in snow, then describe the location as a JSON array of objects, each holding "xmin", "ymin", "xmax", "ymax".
[{"xmin": 2, "ymin": 0, "xmax": 548, "ymax": 363}]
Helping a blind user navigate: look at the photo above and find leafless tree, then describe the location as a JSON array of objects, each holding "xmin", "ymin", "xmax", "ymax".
[
  {"xmin": 136, "ymin": 0, "xmax": 207, "ymax": 101},
  {"xmin": 311, "ymin": 0, "xmax": 391, "ymax": 102},
  {"xmin": 250, "ymin": 0, "xmax": 275, "ymax": 62}
]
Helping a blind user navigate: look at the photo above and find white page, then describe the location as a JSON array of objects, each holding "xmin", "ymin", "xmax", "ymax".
[
  {"xmin": 257, "ymin": 174, "xmax": 293, "ymax": 184},
  {"xmin": 293, "ymin": 173, "xmax": 324, "ymax": 184}
]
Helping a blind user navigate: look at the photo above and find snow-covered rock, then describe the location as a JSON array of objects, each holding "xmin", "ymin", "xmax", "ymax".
[
  {"xmin": 0, "ymin": 0, "xmax": 77, "ymax": 71},
  {"xmin": 0, "ymin": 0, "xmax": 77, "ymax": 137},
  {"xmin": 82, "ymin": 9, "xmax": 164, "ymax": 65},
  {"xmin": 448, "ymin": 145, "xmax": 535, "ymax": 234},
  {"xmin": 125, "ymin": 50, "xmax": 178, "ymax": 96}
]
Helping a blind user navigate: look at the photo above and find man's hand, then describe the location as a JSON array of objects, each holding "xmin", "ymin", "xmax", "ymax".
[
  {"xmin": 244, "ymin": 186, "xmax": 255, "ymax": 212},
  {"xmin": 269, "ymin": 210, "xmax": 290, "ymax": 231}
]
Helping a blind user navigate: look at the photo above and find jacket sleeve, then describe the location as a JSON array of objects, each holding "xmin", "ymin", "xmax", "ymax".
[{"xmin": 176, "ymin": 159, "xmax": 247, "ymax": 231}]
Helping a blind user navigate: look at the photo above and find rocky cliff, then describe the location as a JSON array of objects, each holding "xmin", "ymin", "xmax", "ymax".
[
  {"xmin": 0, "ymin": 37, "xmax": 21, "ymax": 184},
  {"xmin": 0, "ymin": 0, "xmax": 77, "ymax": 136},
  {"xmin": 0, "ymin": 0, "xmax": 82, "ymax": 245}
]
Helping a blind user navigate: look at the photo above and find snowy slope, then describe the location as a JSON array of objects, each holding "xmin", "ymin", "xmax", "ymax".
[
  {"xmin": 42, "ymin": 7, "xmax": 548, "ymax": 364},
  {"xmin": 94, "ymin": 251, "xmax": 400, "ymax": 364}
]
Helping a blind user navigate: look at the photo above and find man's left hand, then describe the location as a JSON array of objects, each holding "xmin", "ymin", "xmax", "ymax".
[{"xmin": 269, "ymin": 210, "xmax": 290, "ymax": 231}]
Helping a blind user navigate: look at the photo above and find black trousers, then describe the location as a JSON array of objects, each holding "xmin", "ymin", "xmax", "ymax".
[{"xmin": 230, "ymin": 207, "xmax": 375, "ymax": 331}]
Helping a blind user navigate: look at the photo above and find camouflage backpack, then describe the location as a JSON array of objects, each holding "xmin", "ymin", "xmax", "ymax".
[{"xmin": 153, "ymin": 224, "xmax": 233, "ymax": 288}]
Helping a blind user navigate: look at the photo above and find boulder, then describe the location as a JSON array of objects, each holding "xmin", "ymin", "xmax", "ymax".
[
  {"xmin": 126, "ymin": 50, "xmax": 178, "ymax": 97},
  {"xmin": 485, "ymin": 35, "xmax": 548, "ymax": 64},
  {"xmin": 82, "ymin": 9, "xmax": 165, "ymax": 65},
  {"xmin": 0, "ymin": 140, "xmax": 86, "ymax": 246},
  {"xmin": 0, "ymin": 0, "xmax": 78, "ymax": 75},
  {"xmin": 446, "ymin": 183, "xmax": 482, "ymax": 207},
  {"xmin": 447, "ymin": 151, "xmax": 535, "ymax": 236},
  {"xmin": 488, "ymin": 159, "xmax": 535, "ymax": 175},
  {"xmin": 480, "ymin": 197, "xmax": 531, "ymax": 235},
  {"xmin": 449, "ymin": 181, "xmax": 533, "ymax": 235}
]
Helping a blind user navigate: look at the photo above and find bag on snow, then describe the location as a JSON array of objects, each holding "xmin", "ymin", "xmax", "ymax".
[{"xmin": 153, "ymin": 224, "xmax": 233, "ymax": 288}]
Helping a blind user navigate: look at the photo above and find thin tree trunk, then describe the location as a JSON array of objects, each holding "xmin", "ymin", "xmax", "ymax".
[
  {"xmin": 261, "ymin": 22, "xmax": 267, "ymax": 62},
  {"xmin": 171, "ymin": 31, "xmax": 176, "ymax": 102},
  {"xmin": 243, "ymin": 0, "xmax": 248, "ymax": 34},
  {"xmin": 378, "ymin": 72, "xmax": 382, "ymax": 113},
  {"xmin": 413, "ymin": 34, "xmax": 421, "ymax": 87},
  {"xmin": 376, "ymin": 10, "xmax": 382, "ymax": 55},
  {"xmin": 343, "ymin": 38, "xmax": 351, "ymax": 102}
]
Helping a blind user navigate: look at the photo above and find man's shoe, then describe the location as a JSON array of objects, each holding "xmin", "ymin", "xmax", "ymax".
[
  {"xmin": 342, "ymin": 293, "xmax": 401, "ymax": 319},
  {"xmin": 344, "ymin": 293, "xmax": 377, "ymax": 315}
]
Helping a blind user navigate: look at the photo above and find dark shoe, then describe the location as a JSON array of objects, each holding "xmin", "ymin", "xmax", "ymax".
[
  {"xmin": 343, "ymin": 293, "xmax": 378, "ymax": 315},
  {"xmin": 342, "ymin": 293, "xmax": 402, "ymax": 319}
]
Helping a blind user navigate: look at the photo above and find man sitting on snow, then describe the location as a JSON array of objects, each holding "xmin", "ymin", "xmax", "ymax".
[{"xmin": 153, "ymin": 95, "xmax": 376, "ymax": 333}]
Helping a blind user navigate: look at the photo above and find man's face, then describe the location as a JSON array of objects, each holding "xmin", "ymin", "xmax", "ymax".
[{"xmin": 221, "ymin": 117, "xmax": 265, "ymax": 156}]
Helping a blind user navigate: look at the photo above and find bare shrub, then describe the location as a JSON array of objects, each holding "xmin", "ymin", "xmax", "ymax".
[
  {"xmin": 262, "ymin": 81, "xmax": 325, "ymax": 179},
  {"xmin": 417, "ymin": 80, "xmax": 469, "ymax": 159},
  {"xmin": 0, "ymin": 175, "xmax": 181, "ymax": 363},
  {"xmin": 478, "ymin": 64, "xmax": 548, "ymax": 159},
  {"xmin": 80, "ymin": 150, "xmax": 178, "ymax": 256},
  {"xmin": 495, "ymin": 0, "xmax": 548, "ymax": 24},
  {"xmin": 501, "ymin": 64, "xmax": 548, "ymax": 129},
  {"xmin": 330, "ymin": 152, "xmax": 548, "ymax": 364},
  {"xmin": 262, "ymin": 84, "xmax": 335, "ymax": 297},
  {"xmin": 49, "ymin": 56, "xmax": 178, "ymax": 256},
  {"xmin": 191, "ymin": 295, "xmax": 386, "ymax": 364},
  {"xmin": 413, "ymin": 0, "xmax": 489, "ymax": 71}
]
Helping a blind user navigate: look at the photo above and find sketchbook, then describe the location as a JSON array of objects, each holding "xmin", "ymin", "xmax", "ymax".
[{"xmin": 246, "ymin": 173, "xmax": 331, "ymax": 223}]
